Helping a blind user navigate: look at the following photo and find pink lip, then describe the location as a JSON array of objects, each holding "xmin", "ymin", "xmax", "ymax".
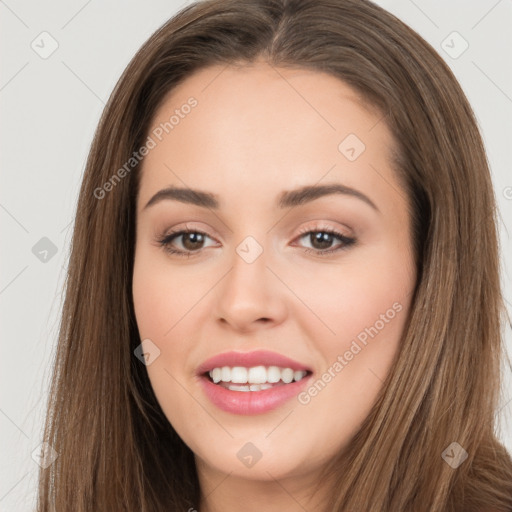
[
  {"xmin": 196, "ymin": 350, "xmax": 312, "ymax": 375},
  {"xmin": 196, "ymin": 350, "xmax": 313, "ymax": 415}
]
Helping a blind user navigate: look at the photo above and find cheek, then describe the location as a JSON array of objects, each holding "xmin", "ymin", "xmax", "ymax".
[
  {"xmin": 288, "ymin": 248, "xmax": 413, "ymax": 350},
  {"xmin": 132, "ymin": 250, "xmax": 217, "ymax": 415},
  {"xmin": 132, "ymin": 247, "xmax": 212, "ymax": 339},
  {"xmin": 132, "ymin": 258, "xmax": 204, "ymax": 443},
  {"xmin": 132, "ymin": 277, "xmax": 178, "ymax": 339},
  {"xmin": 132, "ymin": 251, "xmax": 194, "ymax": 392},
  {"xmin": 291, "ymin": 248, "xmax": 414, "ymax": 437}
]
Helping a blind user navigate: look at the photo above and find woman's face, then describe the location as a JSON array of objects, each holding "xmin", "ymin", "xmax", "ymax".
[{"xmin": 133, "ymin": 62, "xmax": 416, "ymax": 489}]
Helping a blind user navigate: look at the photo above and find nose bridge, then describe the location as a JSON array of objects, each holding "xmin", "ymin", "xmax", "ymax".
[
  {"xmin": 224, "ymin": 235, "xmax": 270, "ymax": 307},
  {"xmin": 213, "ymin": 234, "xmax": 287, "ymax": 329}
]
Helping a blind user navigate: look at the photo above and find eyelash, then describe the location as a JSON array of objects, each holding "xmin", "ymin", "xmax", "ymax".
[
  {"xmin": 157, "ymin": 227, "xmax": 356, "ymax": 258},
  {"xmin": 295, "ymin": 226, "xmax": 356, "ymax": 256}
]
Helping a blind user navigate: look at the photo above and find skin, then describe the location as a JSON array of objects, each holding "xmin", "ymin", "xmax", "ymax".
[{"xmin": 132, "ymin": 61, "xmax": 417, "ymax": 512}]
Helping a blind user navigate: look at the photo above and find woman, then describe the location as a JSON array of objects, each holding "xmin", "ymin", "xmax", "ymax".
[{"xmin": 37, "ymin": 0, "xmax": 512, "ymax": 510}]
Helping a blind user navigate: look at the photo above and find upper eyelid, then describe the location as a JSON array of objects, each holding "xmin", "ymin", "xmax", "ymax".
[
  {"xmin": 162, "ymin": 229, "xmax": 218, "ymax": 244},
  {"xmin": 162, "ymin": 219, "xmax": 353, "ymax": 238},
  {"xmin": 163, "ymin": 224, "xmax": 221, "ymax": 240},
  {"xmin": 163, "ymin": 226, "xmax": 349, "ymax": 238}
]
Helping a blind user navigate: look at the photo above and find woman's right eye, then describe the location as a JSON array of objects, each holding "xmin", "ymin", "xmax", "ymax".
[{"xmin": 158, "ymin": 230, "xmax": 219, "ymax": 257}]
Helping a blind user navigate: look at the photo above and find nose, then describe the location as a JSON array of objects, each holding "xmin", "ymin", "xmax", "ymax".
[{"xmin": 213, "ymin": 243, "xmax": 288, "ymax": 333}]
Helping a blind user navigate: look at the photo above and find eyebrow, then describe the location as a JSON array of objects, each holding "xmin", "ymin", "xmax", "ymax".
[{"xmin": 143, "ymin": 183, "xmax": 379, "ymax": 213}]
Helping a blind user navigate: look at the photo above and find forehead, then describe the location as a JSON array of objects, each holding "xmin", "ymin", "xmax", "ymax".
[{"xmin": 137, "ymin": 62, "xmax": 400, "ymax": 214}]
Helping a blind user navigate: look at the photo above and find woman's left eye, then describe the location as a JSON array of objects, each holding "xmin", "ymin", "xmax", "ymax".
[
  {"xmin": 295, "ymin": 230, "xmax": 356, "ymax": 255},
  {"xmin": 157, "ymin": 228, "xmax": 356, "ymax": 258}
]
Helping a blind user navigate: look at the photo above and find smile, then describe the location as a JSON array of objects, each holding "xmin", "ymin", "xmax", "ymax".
[
  {"xmin": 197, "ymin": 350, "xmax": 313, "ymax": 414},
  {"xmin": 208, "ymin": 365, "xmax": 309, "ymax": 391}
]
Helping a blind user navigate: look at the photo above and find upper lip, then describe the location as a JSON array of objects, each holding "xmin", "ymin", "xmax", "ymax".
[{"xmin": 196, "ymin": 350, "xmax": 312, "ymax": 375}]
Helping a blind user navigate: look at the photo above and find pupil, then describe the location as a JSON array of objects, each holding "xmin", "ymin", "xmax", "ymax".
[
  {"xmin": 183, "ymin": 233, "xmax": 204, "ymax": 250},
  {"xmin": 311, "ymin": 232, "xmax": 333, "ymax": 250}
]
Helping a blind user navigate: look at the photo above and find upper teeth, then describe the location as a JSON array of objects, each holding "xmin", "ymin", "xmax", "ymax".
[{"xmin": 208, "ymin": 366, "xmax": 307, "ymax": 385}]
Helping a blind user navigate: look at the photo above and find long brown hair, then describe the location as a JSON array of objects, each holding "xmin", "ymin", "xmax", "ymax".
[{"xmin": 37, "ymin": 0, "xmax": 512, "ymax": 510}]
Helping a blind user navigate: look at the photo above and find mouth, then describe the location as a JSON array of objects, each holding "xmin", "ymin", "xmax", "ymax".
[
  {"xmin": 204, "ymin": 365, "xmax": 312, "ymax": 392},
  {"xmin": 197, "ymin": 350, "xmax": 313, "ymax": 415}
]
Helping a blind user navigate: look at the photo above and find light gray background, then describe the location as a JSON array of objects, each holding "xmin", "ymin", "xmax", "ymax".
[{"xmin": 1, "ymin": 0, "xmax": 511, "ymax": 509}]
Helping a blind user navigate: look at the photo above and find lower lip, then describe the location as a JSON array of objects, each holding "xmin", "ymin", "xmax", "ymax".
[{"xmin": 199, "ymin": 375, "xmax": 312, "ymax": 415}]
